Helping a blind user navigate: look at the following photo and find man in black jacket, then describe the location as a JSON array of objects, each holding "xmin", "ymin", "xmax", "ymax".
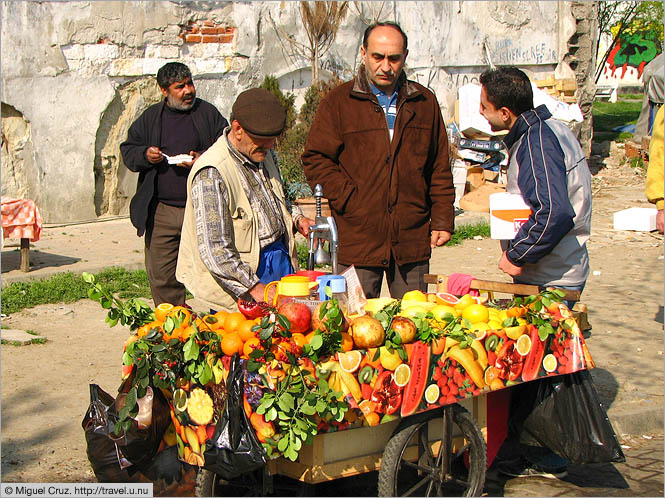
[{"xmin": 121, "ymin": 62, "xmax": 227, "ymax": 306}]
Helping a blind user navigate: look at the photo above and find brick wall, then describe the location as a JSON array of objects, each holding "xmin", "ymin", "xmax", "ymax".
[{"xmin": 181, "ymin": 20, "xmax": 236, "ymax": 44}]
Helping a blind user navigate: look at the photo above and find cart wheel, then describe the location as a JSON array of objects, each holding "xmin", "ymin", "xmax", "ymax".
[
  {"xmin": 195, "ymin": 468, "xmax": 268, "ymax": 497},
  {"xmin": 378, "ymin": 404, "xmax": 486, "ymax": 497}
]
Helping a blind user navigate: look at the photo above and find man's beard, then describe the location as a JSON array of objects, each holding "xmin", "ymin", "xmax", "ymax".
[{"xmin": 167, "ymin": 93, "xmax": 195, "ymax": 111}]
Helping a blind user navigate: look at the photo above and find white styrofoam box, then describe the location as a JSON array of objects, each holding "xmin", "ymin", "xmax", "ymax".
[
  {"xmin": 613, "ymin": 207, "xmax": 658, "ymax": 231},
  {"xmin": 490, "ymin": 192, "xmax": 532, "ymax": 240}
]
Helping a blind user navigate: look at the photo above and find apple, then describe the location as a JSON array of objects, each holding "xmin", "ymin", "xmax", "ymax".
[
  {"xmin": 391, "ymin": 316, "xmax": 417, "ymax": 344},
  {"xmin": 351, "ymin": 315, "xmax": 385, "ymax": 349}
]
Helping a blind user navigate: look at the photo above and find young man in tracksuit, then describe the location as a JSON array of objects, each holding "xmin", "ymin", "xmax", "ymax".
[{"xmin": 479, "ymin": 66, "xmax": 592, "ymax": 479}]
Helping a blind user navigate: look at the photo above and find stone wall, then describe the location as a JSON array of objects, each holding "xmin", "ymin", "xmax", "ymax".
[{"xmin": 1, "ymin": 1, "xmax": 589, "ymax": 223}]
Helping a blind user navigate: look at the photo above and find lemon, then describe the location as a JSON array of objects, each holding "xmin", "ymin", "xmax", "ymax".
[
  {"xmin": 424, "ymin": 383, "xmax": 440, "ymax": 404},
  {"xmin": 515, "ymin": 334, "xmax": 532, "ymax": 356},
  {"xmin": 402, "ymin": 290, "xmax": 428, "ymax": 302},
  {"xmin": 401, "ymin": 300, "xmax": 436, "ymax": 311},
  {"xmin": 488, "ymin": 320, "xmax": 502, "ymax": 330},
  {"xmin": 470, "ymin": 322, "xmax": 490, "ymax": 340},
  {"xmin": 338, "ymin": 350, "xmax": 362, "ymax": 373},
  {"xmin": 363, "ymin": 297, "xmax": 397, "ymax": 315},
  {"xmin": 398, "ymin": 305, "xmax": 429, "ymax": 319},
  {"xmin": 504, "ymin": 324, "xmax": 527, "ymax": 340},
  {"xmin": 543, "ymin": 354, "xmax": 558, "ymax": 373},
  {"xmin": 393, "ymin": 363, "xmax": 411, "ymax": 387},
  {"xmin": 173, "ymin": 388, "xmax": 188, "ymax": 413},
  {"xmin": 498, "ymin": 310, "xmax": 509, "ymax": 322},
  {"xmin": 462, "ymin": 304, "xmax": 490, "ymax": 324},
  {"xmin": 454, "ymin": 294, "xmax": 476, "ymax": 311},
  {"xmin": 431, "ymin": 304, "xmax": 458, "ymax": 321},
  {"xmin": 379, "ymin": 347, "xmax": 403, "ymax": 371}
]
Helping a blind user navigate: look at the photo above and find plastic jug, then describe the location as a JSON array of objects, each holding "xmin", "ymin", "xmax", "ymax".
[
  {"xmin": 264, "ymin": 275, "xmax": 318, "ymax": 307},
  {"xmin": 286, "ymin": 270, "xmax": 326, "ymax": 282},
  {"xmin": 316, "ymin": 275, "xmax": 348, "ymax": 313}
]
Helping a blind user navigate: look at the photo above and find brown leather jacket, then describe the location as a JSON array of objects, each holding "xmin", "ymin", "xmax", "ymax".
[{"xmin": 302, "ymin": 66, "xmax": 454, "ymax": 267}]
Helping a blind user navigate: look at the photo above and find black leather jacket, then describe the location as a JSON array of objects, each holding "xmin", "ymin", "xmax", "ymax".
[{"xmin": 120, "ymin": 98, "xmax": 227, "ymax": 235}]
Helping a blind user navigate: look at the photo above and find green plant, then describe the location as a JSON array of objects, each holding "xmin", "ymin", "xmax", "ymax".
[
  {"xmin": 83, "ymin": 272, "xmax": 154, "ymax": 331},
  {"xmin": 1, "ymin": 267, "xmax": 152, "ymax": 315},
  {"xmin": 630, "ymin": 155, "xmax": 646, "ymax": 171},
  {"xmin": 448, "ymin": 222, "xmax": 491, "ymax": 246},
  {"xmin": 592, "ymin": 98, "xmax": 642, "ymax": 142}
]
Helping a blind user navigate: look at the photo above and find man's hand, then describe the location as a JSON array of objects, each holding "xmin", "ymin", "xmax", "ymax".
[
  {"xmin": 657, "ymin": 209, "xmax": 664, "ymax": 234},
  {"xmin": 248, "ymin": 282, "xmax": 269, "ymax": 303},
  {"xmin": 179, "ymin": 150, "xmax": 201, "ymax": 169},
  {"xmin": 499, "ymin": 251, "xmax": 523, "ymax": 276},
  {"xmin": 430, "ymin": 230, "xmax": 452, "ymax": 248},
  {"xmin": 146, "ymin": 146, "xmax": 163, "ymax": 164},
  {"xmin": 296, "ymin": 216, "xmax": 316, "ymax": 237}
]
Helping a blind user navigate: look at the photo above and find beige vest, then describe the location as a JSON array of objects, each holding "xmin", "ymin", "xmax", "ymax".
[{"xmin": 176, "ymin": 136, "xmax": 298, "ymax": 311}]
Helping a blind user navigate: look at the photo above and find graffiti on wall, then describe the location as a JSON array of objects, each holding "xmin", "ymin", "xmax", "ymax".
[
  {"xmin": 492, "ymin": 38, "xmax": 557, "ymax": 65},
  {"xmin": 604, "ymin": 31, "xmax": 661, "ymax": 79}
]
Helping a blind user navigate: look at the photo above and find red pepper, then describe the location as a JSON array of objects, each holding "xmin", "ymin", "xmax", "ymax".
[{"xmin": 237, "ymin": 299, "xmax": 273, "ymax": 319}]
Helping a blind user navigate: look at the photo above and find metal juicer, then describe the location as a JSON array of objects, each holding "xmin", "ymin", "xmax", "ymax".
[{"xmin": 306, "ymin": 184, "xmax": 338, "ymax": 274}]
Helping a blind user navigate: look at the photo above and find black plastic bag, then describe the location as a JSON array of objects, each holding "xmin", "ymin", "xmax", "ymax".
[
  {"xmin": 108, "ymin": 378, "xmax": 171, "ymax": 467},
  {"xmin": 511, "ymin": 370, "xmax": 625, "ymax": 465},
  {"xmin": 203, "ymin": 354, "xmax": 266, "ymax": 479},
  {"xmin": 82, "ymin": 384, "xmax": 133, "ymax": 482}
]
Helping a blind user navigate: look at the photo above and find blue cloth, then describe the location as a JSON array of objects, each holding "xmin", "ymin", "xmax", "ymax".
[
  {"xmin": 370, "ymin": 82, "xmax": 399, "ymax": 140},
  {"xmin": 256, "ymin": 238, "xmax": 294, "ymax": 284}
]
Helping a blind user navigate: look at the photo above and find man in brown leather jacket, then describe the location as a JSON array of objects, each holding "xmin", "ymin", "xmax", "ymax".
[{"xmin": 302, "ymin": 22, "xmax": 454, "ymax": 298}]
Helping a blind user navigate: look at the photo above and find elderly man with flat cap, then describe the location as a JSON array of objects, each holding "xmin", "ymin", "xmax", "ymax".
[{"xmin": 177, "ymin": 88, "xmax": 314, "ymax": 310}]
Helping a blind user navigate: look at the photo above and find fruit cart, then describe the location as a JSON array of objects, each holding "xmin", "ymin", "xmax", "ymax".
[{"xmin": 192, "ymin": 275, "xmax": 592, "ymax": 497}]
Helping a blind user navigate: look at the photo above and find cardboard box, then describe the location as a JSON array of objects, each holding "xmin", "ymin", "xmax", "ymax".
[
  {"xmin": 490, "ymin": 192, "xmax": 532, "ymax": 239},
  {"xmin": 613, "ymin": 207, "xmax": 657, "ymax": 231}
]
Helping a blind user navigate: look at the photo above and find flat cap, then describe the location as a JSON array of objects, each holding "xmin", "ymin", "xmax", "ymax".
[{"xmin": 232, "ymin": 88, "xmax": 286, "ymax": 138}]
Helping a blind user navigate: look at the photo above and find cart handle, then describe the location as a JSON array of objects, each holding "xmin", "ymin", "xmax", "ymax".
[{"xmin": 424, "ymin": 274, "xmax": 581, "ymax": 302}]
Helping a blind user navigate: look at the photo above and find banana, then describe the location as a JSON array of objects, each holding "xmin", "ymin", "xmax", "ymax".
[
  {"xmin": 335, "ymin": 366, "xmax": 363, "ymax": 403},
  {"xmin": 470, "ymin": 339, "xmax": 488, "ymax": 371},
  {"xmin": 184, "ymin": 426, "xmax": 201, "ymax": 455},
  {"xmin": 446, "ymin": 345, "xmax": 485, "ymax": 389}
]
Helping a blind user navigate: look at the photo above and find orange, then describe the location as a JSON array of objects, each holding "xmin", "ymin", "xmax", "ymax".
[
  {"xmin": 364, "ymin": 412, "xmax": 380, "ymax": 426},
  {"xmin": 137, "ymin": 321, "xmax": 160, "ymax": 338},
  {"xmin": 212, "ymin": 310, "xmax": 230, "ymax": 330},
  {"xmin": 243, "ymin": 337, "xmax": 261, "ymax": 358},
  {"xmin": 224, "ymin": 312, "xmax": 245, "ymax": 334},
  {"xmin": 338, "ymin": 350, "xmax": 362, "ymax": 373},
  {"xmin": 364, "ymin": 348, "xmax": 382, "ymax": 369},
  {"xmin": 291, "ymin": 333, "xmax": 307, "ymax": 349},
  {"xmin": 221, "ymin": 333, "xmax": 244, "ymax": 357},
  {"xmin": 179, "ymin": 324, "xmax": 196, "ymax": 342},
  {"xmin": 237, "ymin": 319, "xmax": 258, "ymax": 342},
  {"xmin": 340, "ymin": 332, "xmax": 354, "ymax": 352},
  {"xmin": 155, "ymin": 303, "xmax": 175, "ymax": 322},
  {"xmin": 305, "ymin": 331, "xmax": 317, "ymax": 344},
  {"xmin": 506, "ymin": 306, "xmax": 527, "ymax": 318},
  {"xmin": 359, "ymin": 400, "xmax": 376, "ymax": 415}
]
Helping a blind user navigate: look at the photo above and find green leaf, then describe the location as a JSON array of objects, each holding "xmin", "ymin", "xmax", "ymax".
[
  {"xmin": 183, "ymin": 337, "xmax": 200, "ymax": 361},
  {"xmin": 310, "ymin": 334, "xmax": 323, "ymax": 350},
  {"xmin": 82, "ymin": 272, "xmax": 95, "ymax": 284},
  {"xmin": 266, "ymin": 407, "xmax": 278, "ymax": 421},
  {"xmin": 277, "ymin": 314, "xmax": 290, "ymax": 332},
  {"xmin": 125, "ymin": 387, "xmax": 138, "ymax": 412},
  {"xmin": 542, "ymin": 297, "xmax": 552, "ymax": 307},
  {"xmin": 278, "ymin": 392, "xmax": 295, "ymax": 411},
  {"xmin": 277, "ymin": 436, "xmax": 289, "ymax": 452},
  {"xmin": 538, "ymin": 326, "xmax": 549, "ymax": 342}
]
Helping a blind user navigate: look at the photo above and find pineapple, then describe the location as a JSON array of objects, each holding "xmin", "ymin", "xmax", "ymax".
[{"xmin": 187, "ymin": 388, "xmax": 214, "ymax": 425}]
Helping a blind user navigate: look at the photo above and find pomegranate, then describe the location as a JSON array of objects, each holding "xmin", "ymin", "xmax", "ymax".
[
  {"xmin": 278, "ymin": 301, "xmax": 312, "ymax": 334},
  {"xmin": 390, "ymin": 317, "xmax": 417, "ymax": 344},
  {"xmin": 311, "ymin": 302, "xmax": 349, "ymax": 333},
  {"xmin": 351, "ymin": 315, "xmax": 385, "ymax": 349}
]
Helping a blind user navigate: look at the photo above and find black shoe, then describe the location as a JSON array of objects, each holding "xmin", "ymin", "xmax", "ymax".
[{"xmin": 497, "ymin": 457, "xmax": 568, "ymax": 480}]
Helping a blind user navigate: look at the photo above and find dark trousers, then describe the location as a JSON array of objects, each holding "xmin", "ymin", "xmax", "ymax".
[
  {"xmin": 144, "ymin": 202, "xmax": 186, "ymax": 306},
  {"xmin": 338, "ymin": 256, "xmax": 429, "ymax": 299}
]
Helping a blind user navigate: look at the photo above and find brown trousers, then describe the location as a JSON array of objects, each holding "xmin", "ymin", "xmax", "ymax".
[
  {"xmin": 144, "ymin": 202, "xmax": 186, "ymax": 306},
  {"xmin": 338, "ymin": 256, "xmax": 429, "ymax": 299}
]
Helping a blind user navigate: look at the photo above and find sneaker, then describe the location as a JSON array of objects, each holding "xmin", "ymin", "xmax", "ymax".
[{"xmin": 497, "ymin": 457, "xmax": 568, "ymax": 480}]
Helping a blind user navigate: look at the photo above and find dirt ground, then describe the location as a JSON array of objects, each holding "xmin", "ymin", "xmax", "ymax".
[{"xmin": 1, "ymin": 143, "xmax": 663, "ymax": 486}]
